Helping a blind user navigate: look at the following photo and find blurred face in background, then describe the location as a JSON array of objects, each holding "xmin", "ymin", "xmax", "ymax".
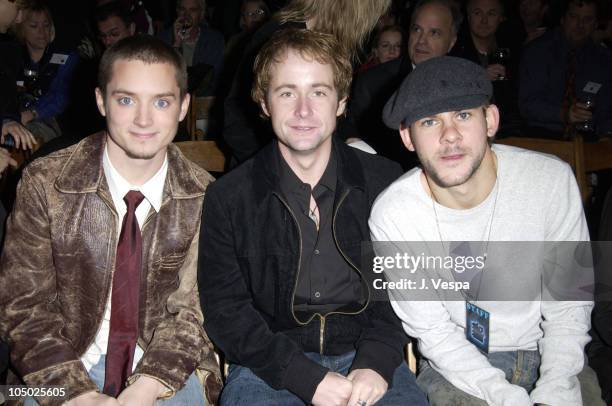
[
  {"xmin": 22, "ymin": 10, "xmax": 52, "ymax": 52},
  {"xmin": 519, "ymin": 0, "xmax": 548, "ymax": 28},
  {"xmin": 376, "ymin": 9, "xmax": 397, "ymax": 30},
  {"xmin": 373, "ymin": 29, "xmax": 402, "ymax": 64},
  {"xmin": 467, "ymin": 0, "xmax": 504, "ymax": 40},
  {"xmin": 408, "ymin": 2, "xmax": 456, "ymax": 65},
  {"xmin": 98, "ymin": 15, "xmax": 135, "ymax": 48},
  {"xmin": 177, "ymin": 0, "xmax": 204, "ymax": 28},
  {"xmin": 562, "ymin": 1, "xmax": 598, "ymax": 46},
  {"xmin": 0, "ymin": 0, "xmax": 21, "ymax": 33},
  {"xmin": 240, "ymin": 0, "xmax": 268, "ymax": 32}
]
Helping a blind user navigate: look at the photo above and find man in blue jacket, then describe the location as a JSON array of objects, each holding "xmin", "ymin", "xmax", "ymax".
[{"xmin": 198, "ymin": 28, "xmax": 427, "ymax": 406}]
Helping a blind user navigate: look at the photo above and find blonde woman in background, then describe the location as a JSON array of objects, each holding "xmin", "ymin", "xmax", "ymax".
[
  {"xmin": 0, "ymin": 0, "xmax": 37, "ymax": 153},
  {"xmin": 14, "ymin": 1, "xmax": 79, "ymax": 144}
]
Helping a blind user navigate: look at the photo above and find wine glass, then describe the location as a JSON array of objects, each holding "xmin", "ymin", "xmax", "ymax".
[
  {"xmin": 576, "ymin": 94, "xmax": 596, "ymax": 133},
  {"xmin": 489, "ymin": 48, "xmax": 510, "ymax": 80},
  {"xmin": 177, "ymin": 16, "xmax": 193, "ymax": 40}
]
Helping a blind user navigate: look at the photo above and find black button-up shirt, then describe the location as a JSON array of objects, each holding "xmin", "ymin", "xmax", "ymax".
[{"xmin": 279, "ymin": 150, "xmax": 363, "ymax": 316}]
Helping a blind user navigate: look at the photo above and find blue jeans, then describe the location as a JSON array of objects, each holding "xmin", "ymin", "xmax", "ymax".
[
  {"xmin": 220, "ymin": 351, "xmax": 428, "ymax": 405},
  {"xmin": 24, "ymin": 356, "xmax": 206, "ymax": 405},
  {"xmin": 417, "ymin": 350, "xmax": 605, "ymax": 406}
]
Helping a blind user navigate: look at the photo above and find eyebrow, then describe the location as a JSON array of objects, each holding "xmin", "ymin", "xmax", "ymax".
[
  {"xmin": 111, "ymin": 90, "xmax": 177, "ymax": 98},
  {"xmin": 272, "ymin": 83, "xmax": 334, "ymax": 92}
]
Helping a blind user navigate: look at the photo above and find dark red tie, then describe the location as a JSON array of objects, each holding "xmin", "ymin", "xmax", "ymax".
[{"xmin": 103, "ymin": 190, "xmax": 145, "ymax": 397}]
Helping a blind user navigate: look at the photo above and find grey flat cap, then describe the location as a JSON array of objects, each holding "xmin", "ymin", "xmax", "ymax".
[{"xmin": 383, "ymin": 56, "xmax": 492, "ymax": 129}]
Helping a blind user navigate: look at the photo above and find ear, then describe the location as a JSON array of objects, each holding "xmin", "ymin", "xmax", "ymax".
[
  {"xmin": 179, "ymin": 93, "xmax": 191, "ymax": 121},
  {"xmin": 336, "ymin": 97, "xmax": 347, "ymax": 117},
  {"xmin": 449, "ymin": 33, "xmax": 457, "ymax": 52},
  {"xmin": 95, "ymin": 87, "xmax": 106, "ymax": 117},
  {"xmin": 484, "ymin": 104, "xmax": 500, "ymax": 139},
  {"xmin": 129, "ymin": 22, "xmax": 136, "ymax": 36},
  {"xmin": 15, "ymin": 10, "xmax": 25, "ymax": 25},
  {"xmin": 260, "ymin": 98, "xmax": 270, "ymax": 117},
  {"xmin": 399, "ymin": 122, "xmax": 416, "ymax": 151}
]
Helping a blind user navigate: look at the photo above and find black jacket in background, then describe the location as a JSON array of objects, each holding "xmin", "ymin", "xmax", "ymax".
[
  {"xmin": 222, "ymin": 19, "xmax": 305, "ymax": 164},
  {"xmin": 449, "ymin": 25, "xmax": 523, "ymax": 137},
  {"xmin": 0, "ymin": 33, "xmax": 21, "ymax": 122},
  {"xmin": 339, "ymin": 55, "xmax": 417, "ymax": 169},
  {"xmin": 198, "ymin": 140, "xmax": 406, "ymax": 403}
]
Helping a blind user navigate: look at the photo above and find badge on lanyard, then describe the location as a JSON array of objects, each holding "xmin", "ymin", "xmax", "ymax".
[{"xmin": 466, "ymin": 302, "xmax": 490, "ymax": 353}]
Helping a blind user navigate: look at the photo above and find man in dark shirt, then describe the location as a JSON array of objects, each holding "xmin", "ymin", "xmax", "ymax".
[
  {"xmin": 520, "ymin": 0, "xmax": 612, "ymax": 137},
  {"xmin": 198, "ymin": 28, "xmax": 427, "ymax": 406}
]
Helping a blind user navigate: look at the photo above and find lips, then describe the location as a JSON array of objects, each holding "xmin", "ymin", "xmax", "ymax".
[
  {"xmin": 288, "ymin": 123, "xmax": 319, "ymax": 133},
  {"xmin": 441, "ymin": 154, "xmax": 464, "ymax": 161},
  {"xmin": 439, "ymin": 149, "xmax": 466, "ymax": 163},
  {"xmin": 130, "ymin": 131, "xmax": 157, "ymax": 139}
]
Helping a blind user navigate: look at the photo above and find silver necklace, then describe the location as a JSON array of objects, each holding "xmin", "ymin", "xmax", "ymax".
[{"xmin": 425, "ymin": 164, "xmax": 500, "ymax": 301}]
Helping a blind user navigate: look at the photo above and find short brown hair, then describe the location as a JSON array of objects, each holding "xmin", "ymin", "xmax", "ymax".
[
  {"xmin": 252, "ymin": 28, "xmax": 352, "ymax": 108},
  {"xmin": 98, "ymin": 34, "xmax": 188, "ymax": 99}
]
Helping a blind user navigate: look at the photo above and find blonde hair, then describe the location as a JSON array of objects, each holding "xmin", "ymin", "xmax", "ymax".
[
  {"xmin": 252, "ymin": 28, "xmax": 352, "ymax": 107},
  {"xmin": 15, "ymin": 2, "xmax": 55, "ymax": 45},
  {"xmin": 276, "ymin": 0, "xmax": 391, "ymax": 61}
]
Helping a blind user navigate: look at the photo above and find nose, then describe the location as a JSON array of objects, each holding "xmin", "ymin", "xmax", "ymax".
[
  {"xmin": 440, "ymin": 121, "xmax": 462, "ymax": 144},
  {"xmin": 295, "ymin": 95, "xmax": 313, "ymax": 119},
  {"xmin": 416, "ymin": 31, "xmax": 425, "ymax": 44},
  {"xmin": 134, "ymin": 103, "xmax": 153, "ymax": 127}
]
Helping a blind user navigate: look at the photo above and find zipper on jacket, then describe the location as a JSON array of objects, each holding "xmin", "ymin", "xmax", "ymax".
[
  {"xmin": 318, "ymin": 188, "xmax": 372, "ymax": 355},
  {"xmin": 273, "ymin": 192, "xmax": 307, "ymax": 326},
  {"xmin": 311, "ymin": 188, "xmax": 371, "ymax": 349},
  {"xmin": 275, "ymin": 188, "xmax": 371, "ymax": 354},
  {"xmin": 319, "ymin": 314, "xmax": 326, "ymax": 354},
  {"xmin": 332, "ymin": 189, "xmax": 370, "ymax": 312}
]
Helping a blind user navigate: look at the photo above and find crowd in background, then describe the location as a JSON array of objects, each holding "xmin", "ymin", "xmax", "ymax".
[
  {"xmin": 0, "ymin": 0, "xmax": 611, "ymax": 158},
  {"xmin": 1, "ymin": 0, "xmax": 612, "ymax": 402}
]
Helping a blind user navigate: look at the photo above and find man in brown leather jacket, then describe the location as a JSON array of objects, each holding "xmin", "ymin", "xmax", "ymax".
[{"xmin": 0, "ymin": 35, "xmax": 221, "ymax": 406}]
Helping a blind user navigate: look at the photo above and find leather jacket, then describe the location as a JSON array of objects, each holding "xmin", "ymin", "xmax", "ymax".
[{"xmin": 0, "ymin": 132, "xmax": 221, "ymax": 405}]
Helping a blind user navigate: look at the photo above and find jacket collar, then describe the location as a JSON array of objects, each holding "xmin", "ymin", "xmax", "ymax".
[
  {"xmin": 252, "ymin": 137, "xmax": 366, "ymax": 204},
  {"xmin": 55, "ymin": 132, "xmax": 207, "ymax": 201}
]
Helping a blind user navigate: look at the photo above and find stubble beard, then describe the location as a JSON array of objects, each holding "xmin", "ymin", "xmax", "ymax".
[{"xmin": 419, "ymin": 144, "xmax": 486, "ymax": 188}]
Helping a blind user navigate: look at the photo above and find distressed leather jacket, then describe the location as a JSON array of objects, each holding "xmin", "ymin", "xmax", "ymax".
[{"xmin": 0, "ymin": 132, "xmax": 221, "ymax": 405}]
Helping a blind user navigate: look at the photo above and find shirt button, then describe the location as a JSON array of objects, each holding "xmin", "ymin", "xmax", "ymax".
[
  {"xmin": 314, "ymin": 249, "xmax": 320, "ymax": 255},
  {"xmin": 314, "ymin": 291, "xmax": 321, "ymax": 298}
]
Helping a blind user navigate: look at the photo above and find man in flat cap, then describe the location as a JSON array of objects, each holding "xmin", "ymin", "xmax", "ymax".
[{"xmin": 369, "ymin": 56, "xmax": 604, "ymax": 405}]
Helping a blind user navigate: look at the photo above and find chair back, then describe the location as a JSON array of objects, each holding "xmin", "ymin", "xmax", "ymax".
[
  {"xmin": 187, "ymin": 95, "xmax": 214, "ymax": 140},
  {"xmin": 174, "ymin": 140, "xmax": 226, "ymax": 173}
]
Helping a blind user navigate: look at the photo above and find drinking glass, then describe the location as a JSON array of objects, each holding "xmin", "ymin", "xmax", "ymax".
[
  {"xmin": 576, "ymin": 95, "xmax": 596, "ymax": 133},
  {"xmin": 490, "ymin": 48, "xmax": 510, "ymax": 80}
]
